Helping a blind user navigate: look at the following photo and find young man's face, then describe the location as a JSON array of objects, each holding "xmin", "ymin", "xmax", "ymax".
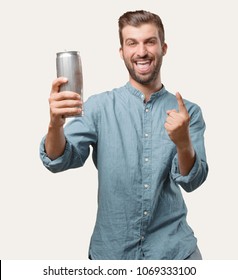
[{"xmin": 120, "ymin": 23, "xmax": 167, "ymax": 86}]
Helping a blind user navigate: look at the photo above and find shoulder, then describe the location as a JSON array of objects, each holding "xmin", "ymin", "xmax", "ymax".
[
  {"xmin": 165, "ymin": 89, "xmax": 201, "ymax": 113},
  {"xmin": 85, "ymin": 84, "xmax": 128, "ymax": 105}
]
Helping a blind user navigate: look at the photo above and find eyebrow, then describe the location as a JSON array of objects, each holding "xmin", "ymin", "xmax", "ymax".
[{"xmin": 125, "ymin": 36, "xmax": 158, "ymax": 43}]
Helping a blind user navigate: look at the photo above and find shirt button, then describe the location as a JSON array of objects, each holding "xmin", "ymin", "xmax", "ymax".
[
  {"xmin": 145, "ymin": 108, "xmax": 149, "ymax": 113},
  {"xmin": 144, "ymin": 211, "xmax": 148, "ymax": 216},
  {"xmin": 141, "ymin": 236, "xmax": 145, "ymax": 240},
  {"xmin": 144, "ymin": 184, "xmax": 149, "ymax": 189},
  {"xmin": 145, "ymin": 133, "xmax": 149, "ymax": 138},
  {"xmin": 144, "ymin": 157, "xmax": 149, "ymax": 162}
]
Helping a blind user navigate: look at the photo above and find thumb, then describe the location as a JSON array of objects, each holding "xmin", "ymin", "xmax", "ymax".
[
  {"xmin": 51, "ymin": 77, "xmax": 68, "ymax": 94},
  {"xmin": 176, "ymin": 92, "xmax": 187, "ymax": 113}
]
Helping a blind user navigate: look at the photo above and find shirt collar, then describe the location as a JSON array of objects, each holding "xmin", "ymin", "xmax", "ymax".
[{"xmin": 125, "ymin": 82, "xmax": 167, "ymax": 102}]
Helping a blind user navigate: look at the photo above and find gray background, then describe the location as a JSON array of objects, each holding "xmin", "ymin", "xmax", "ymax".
[{"xmin": 0, "ymin": 0, "xmax": 237, "ymax": 259}]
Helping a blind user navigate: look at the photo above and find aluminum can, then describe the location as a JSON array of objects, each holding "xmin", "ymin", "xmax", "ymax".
[{"xmin": 56, "ymin": 51, "xmax": 83, "ymax": 116}]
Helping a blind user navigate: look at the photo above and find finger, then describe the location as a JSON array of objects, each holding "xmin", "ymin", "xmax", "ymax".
[
  {"xmin": 165, "ymin": 117, "xmax": 174, "ymax": 125},
  {"xmin": 164, "ymin": 122, "xmax": 174, "ymax": 131},
  {"xmin": 63, "ymin": 107, "xmax": 82, "ymax": 117},
  {"xmin": 166, "ymin": 109, "xmax": 177, "ymax": 115},
  {"xmin": 52, "ymin": 99, "xmax": 82, "ymax": 109},
  {"xmin": 51, "ymin": 91, "xmax": 81, "ymax": 101},
  {"xmin": 176, "ymin": 92, "xmax": 187, "ymax": 113},
  {"xmin": 51, "ymin": 77, "xmax": 68, "ymax": 94},
  {"xmin": 52, "ymin": 106, "xmax": 82, "ymax": 117}
]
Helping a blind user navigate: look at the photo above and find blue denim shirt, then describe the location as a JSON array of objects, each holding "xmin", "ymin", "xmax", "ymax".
[{"xmin": 40, "ymin": 82, "xmax": 208, "ymax": 260}]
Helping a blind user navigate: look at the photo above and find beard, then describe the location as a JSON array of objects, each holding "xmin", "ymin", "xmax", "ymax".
[{"xmin": 123, "ymin": 54, "xmax": 163, "ymax": 85}]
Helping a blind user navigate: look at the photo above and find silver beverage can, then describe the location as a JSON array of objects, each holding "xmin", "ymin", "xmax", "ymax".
[{"xmin": 56, "ymin": 51, "xmax": 83, "ymax": 116}]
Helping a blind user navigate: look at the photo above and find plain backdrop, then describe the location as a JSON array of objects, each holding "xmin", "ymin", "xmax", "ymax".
[{"xmin": 0, "ymin": 0, "xmax": 237, "ymax": 259}]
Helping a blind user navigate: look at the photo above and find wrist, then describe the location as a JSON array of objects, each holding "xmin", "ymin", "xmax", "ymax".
[
  {"xmin": 48, "ymin": 119, "xmax": 65, "ymax": 130},
  {"xmin": 176, "ymin": 138, "xmax": 195, "ymax": 158},
  {"xmin": 175, "ymin": 136, "xmax": 192, "ymax": 150}
]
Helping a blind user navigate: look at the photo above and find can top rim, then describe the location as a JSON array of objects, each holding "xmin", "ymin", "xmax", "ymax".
[{"xmin": 56, "ymin": 51, "xmax": 80, "ymax": 56}]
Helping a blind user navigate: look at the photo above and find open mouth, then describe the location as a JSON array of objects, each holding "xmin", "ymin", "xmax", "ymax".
[{"xmin": 134, "ymin": 59, "xmax": 152, "ymax": 73}]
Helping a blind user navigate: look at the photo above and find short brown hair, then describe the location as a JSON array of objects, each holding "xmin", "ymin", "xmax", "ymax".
[{"xmin": 118, "ymin": 10, "xmax": 165, "ymax": 46}]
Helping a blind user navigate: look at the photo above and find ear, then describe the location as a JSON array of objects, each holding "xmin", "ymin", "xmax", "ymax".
[
  {"xmin": 119, "ymin": 47, "xmax": 124, "ymax": 60},
  {"xmin": 162, "ymin": 43, "xmax": 168, "ymax": 56}
]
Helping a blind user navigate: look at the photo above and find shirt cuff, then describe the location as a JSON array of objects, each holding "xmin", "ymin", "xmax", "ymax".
[
  {"xmin": 39, "ymin": 136, "xmax": 71, "ymax": 173},
  {"xmin": 171, "ymin": 152, "xmax": 202, "ymax": 186}
]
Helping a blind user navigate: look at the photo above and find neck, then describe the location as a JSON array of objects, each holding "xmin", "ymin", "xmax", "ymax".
[{"xmin": 129, "ymin": 77, "xmax": 163, "ymax": 102}]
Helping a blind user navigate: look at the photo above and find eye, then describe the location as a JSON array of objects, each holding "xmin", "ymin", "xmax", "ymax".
[
  {"xmin": 126, "ymin": 40, "xmax": 136, "ymax": 47},
  {"xmin": 146, "ymin": 39, "xmax": 156, "ymax": 46}
]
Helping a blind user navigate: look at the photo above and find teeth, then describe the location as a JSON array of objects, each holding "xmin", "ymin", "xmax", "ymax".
[
  {"xmin": 136, "ymin": 61, "xmax": 151, "ymax": 72},
  {"xmin": 136, "ymin": 61, "xmax": 150, "ymax": 65}
]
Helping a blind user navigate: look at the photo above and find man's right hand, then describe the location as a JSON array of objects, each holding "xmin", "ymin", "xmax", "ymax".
[
  {"xmin": 49, "ymin": 77, "xmax": 83, "ymax": 128},
  {"xmin": 45, "ymin": 77, "xmax": 82, "ymax": 160}
]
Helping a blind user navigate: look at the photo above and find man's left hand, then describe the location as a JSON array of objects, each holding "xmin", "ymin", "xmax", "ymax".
[{"xmin": 164, "ymin": 92, "xmax": 190, "ymax": 148}]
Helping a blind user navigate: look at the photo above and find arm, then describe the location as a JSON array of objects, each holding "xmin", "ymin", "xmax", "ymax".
[
  {"xmin": 45, "ymin": 125, "xmax": 66, "ymax": 160},
  {"xmin": 176, "ymin": 140, "xmax": 195, "ymax": 176},
  {"xmin": 45, "ymin": 77, "xmax": 82, "ymax": 160}
]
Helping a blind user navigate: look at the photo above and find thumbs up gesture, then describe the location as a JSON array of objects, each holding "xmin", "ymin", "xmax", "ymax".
[{"xmin": 164, "ymin": 92, "xmax": 190, "ymax": 148}]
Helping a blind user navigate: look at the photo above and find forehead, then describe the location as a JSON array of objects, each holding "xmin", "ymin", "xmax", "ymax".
[{"xmin": 121, "ymin": 23, "xmax": 159, "ymax": 42}]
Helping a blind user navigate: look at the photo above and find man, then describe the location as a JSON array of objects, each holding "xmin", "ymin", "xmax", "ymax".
[{"xmin": 40, "ymin": 10, "xmax": 208, "ymax": 260}]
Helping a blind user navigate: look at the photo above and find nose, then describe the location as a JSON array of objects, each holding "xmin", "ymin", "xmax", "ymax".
[{"xmin": 136, "ymin": 43, "xmax": 148, "ymax": 57}]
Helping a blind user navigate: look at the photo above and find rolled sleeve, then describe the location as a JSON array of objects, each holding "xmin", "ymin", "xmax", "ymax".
[
  {"xmin": 39, "ymin": 137, "xmax": 84, "ymax": 173},
  {"xmin": 171, "ymin": 151, "xmax": 208, "ymax": 192}
]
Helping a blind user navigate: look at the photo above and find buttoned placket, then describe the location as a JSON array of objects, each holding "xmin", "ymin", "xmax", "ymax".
[{"xmin": 140, "ymin": 99, "xmax": 153, "ymax": 247}]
